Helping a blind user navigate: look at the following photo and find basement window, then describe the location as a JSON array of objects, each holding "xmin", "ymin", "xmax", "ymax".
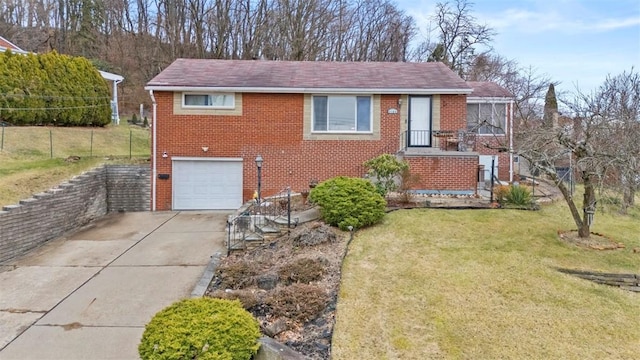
[{"xmin": 183, "ymin": 93, "xmax": 235, "ymax": 109}]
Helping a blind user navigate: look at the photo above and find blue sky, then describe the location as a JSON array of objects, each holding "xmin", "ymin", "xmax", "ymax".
[{"xmin": 398, "ymin": 0, "xmax": 640, "ymax": 94}]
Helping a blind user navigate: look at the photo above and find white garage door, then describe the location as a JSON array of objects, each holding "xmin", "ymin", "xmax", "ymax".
[{"xmin": 172, "ymin": 158, "xmax": 243, "ymax": 210}]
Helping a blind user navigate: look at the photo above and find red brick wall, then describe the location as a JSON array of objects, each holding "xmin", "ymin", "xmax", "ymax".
[
  {"xmin": 440, "ymin": 94, "xmax": 468, "ymax": 130},
  {"xmin": 152, "ymin": 92, "xmax": 482, "ymax": 210},
  {"xmin": 153, "ymin": 92, "xmax": 406, "ymax": 210},
  {"xmin": 406, "ymin": 156, "xmax": 477, "ymax": 191}
]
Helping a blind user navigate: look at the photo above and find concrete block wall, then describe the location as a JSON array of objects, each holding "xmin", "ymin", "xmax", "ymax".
[
  {"xmin": 0, "ymin": 165, "xmax": 150, "ymax": 264},
  {"xmin": 106, "ymin": 165, "xmax": 151, "ymax": 212}
]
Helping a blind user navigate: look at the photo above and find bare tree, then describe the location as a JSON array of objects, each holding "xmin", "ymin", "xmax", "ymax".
[
  {"xmin": 517, "ymin": 71, "xmax": 640, "ymax": 238},
  {"xmin": 593, "ymin": 69, "xmax": 640, "ymax": 212},
  {"xmin": 421, "ymin": 0, "xmax": 495, "ymax": 76}
]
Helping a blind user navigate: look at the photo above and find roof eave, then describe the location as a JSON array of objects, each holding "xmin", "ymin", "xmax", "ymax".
[
  {"xmin": 467, "ymin": 96, "xmax": 514, "ymax": 102},
  {"xmin": 1, "ymin": 47, "xmax": 31, "ymax": 55},
  {"xmin": 144, "ymin": 85, "xmax": 473, "ymax": 95},
  {"xmin": 99, "ymin": 70, "xmax": 124, "ymax": 82}
]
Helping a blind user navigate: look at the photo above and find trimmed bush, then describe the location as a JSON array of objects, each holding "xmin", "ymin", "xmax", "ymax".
[
  {"xmin": 309, "ymin": 176, "xmax": 386, "ymax": 230},
  {"xmin": 363, "ymin": 153, "xmax": 409, "ymax": 195},
  {"xmin": 139, "ymin": 298, "xmax": 261, "ymax": 360}
]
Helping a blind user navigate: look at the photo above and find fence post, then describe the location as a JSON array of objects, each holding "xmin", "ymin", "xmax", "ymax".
[
  {"xmin": 129, "ymin": 130, "xmax": 132, "ymax": 159},
  {"xmin": 50, "ymin": 130, "xmax": 53, "ymax": 158},
  {"xmin": 90, "ymin": 130, "xmax": 94, "ymax": 157},
  {"xmin": 490, "ymin": 156, "xmax": 495, "ymax": 203},
  {"xmin": 1, "ymin": 125, "xmax": 4, "ymax": 151}
]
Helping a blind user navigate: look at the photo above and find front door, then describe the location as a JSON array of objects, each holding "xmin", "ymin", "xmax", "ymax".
[{"xmin": 408, "ymin": 96, "xmax": 431, "ymax": 147}]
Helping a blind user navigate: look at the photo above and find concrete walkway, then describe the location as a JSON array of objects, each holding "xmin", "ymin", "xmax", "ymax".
[{"xmin": 0, "ymin": 211, "xmax": 229, "ymax": 360}]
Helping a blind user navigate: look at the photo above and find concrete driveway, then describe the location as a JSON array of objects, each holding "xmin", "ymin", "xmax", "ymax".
[{"xmin": 0, "ymin": 211, "xmax": 229, "ymax": 360}]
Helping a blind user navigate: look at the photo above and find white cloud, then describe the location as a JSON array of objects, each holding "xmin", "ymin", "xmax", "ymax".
[{"xmin": 481, "ymin": 8, "xmax": 640, "ymax": 35}]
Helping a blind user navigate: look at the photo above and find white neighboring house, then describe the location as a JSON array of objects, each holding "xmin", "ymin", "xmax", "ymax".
[
  {"xmin": 0, "ymin": 35, "xmax": 124, "ymax": 125},
  {"xmin": 98, "ymin": 70, "xmax": 124, "ymax": 124}
]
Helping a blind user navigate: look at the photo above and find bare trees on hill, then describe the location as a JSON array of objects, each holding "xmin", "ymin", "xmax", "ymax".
[{"xmin": 0, "ymin": 0, "xmax": 418, "ymax": 108}]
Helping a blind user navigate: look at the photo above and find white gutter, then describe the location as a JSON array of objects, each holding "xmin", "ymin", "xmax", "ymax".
[
  {"xmin": 467, "ymin": 96, "xmax": 512, "ymax": 103},
  {"xmin": 509, "ymin": 99, "xmax": 514, "ymax": 183},
  {"xmin": 143, "ymin": 85, "xmax": 473, "ymax": 95},
  {"xmin": 149, "ymin": 90, "xmax": 157, "ymax": 211}
]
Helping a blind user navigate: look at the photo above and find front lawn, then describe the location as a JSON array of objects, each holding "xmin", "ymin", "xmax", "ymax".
[{"xmin": 332, "ymin": 201, "xmax": 640, "ymax": 359}]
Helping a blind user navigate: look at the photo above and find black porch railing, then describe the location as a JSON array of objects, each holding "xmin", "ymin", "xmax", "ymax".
[
  {"xmin": 401, "ymin": 130, "xmax": 477, "ymax": 152},
  {"xmin": 226, "ymin": 187, "xmax": 294, "ymax": 255}
]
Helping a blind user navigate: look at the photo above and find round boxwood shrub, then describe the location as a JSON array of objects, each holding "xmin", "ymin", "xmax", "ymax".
[
  {"xmin": 309, "ymin": 176, "xmax": 386, "ymax": 230},
  {"xmin": 139, "ymin": 298, "xmax": 261, "ymax": 360}
]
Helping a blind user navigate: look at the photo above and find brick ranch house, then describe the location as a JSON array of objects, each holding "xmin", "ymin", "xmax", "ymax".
[{"xmin": 145, "ymin": 59, "xmax": 514, "ymax": 211}]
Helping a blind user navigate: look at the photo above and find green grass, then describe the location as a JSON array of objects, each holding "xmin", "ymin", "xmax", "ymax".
[
  {"xmin": 0, "ymin": 124, "xmax": 150, "ymax": 206},
  {"xmin": 332, "ymin": 201, "xmax": 640, "ymax": 359}
]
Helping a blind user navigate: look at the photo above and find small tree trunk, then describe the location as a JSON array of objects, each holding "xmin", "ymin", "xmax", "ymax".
[
  {"xmin": 623, "ymin": 185, "xmax": 635, "ymax": 207},
  {"xmin": 554, "ymin": 176, "xmax": 586, "ymax": 235},
  {"xmin": 578, "ymin": 179, "xmax": 596, "ymax": 238}
]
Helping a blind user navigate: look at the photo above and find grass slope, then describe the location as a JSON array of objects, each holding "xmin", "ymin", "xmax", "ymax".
[
  {"xmin": 0, "ymin": 124, "xmax": 149, "ymax": 206},
  {"xmin": 333, "ymin": 202, "xmax": 640, "ymax": 359}
]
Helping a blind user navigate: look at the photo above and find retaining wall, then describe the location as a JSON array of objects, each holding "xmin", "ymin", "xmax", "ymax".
[
  {"xmin": 106, "ymin": 165, "xmax": 151, "ymax": 212},
  {"xmin": 0, "ymin": 165, "xmax": 150, "ymax": 263}
]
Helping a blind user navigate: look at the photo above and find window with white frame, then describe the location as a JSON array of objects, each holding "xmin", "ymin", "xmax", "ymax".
[
  {"xmin": 312, "ymin": 95, "xmax": 372, "ymax": 132},
  {"xmin": 183, "ymin": 93, "xmax": 234, "ymax": 108},
  {"xmin": 467, "ymin": 103, "xmax": 506, "ymax": 134}
]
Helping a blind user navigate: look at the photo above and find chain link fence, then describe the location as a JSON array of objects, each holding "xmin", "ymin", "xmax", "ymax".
[{"xmin": 0, "ymin": 125, "xmax": 150, "ymax": 159}]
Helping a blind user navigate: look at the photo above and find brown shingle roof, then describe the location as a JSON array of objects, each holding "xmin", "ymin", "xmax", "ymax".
[
  {"xmin": 146, "ymin": 59, "xmax": 472, "ymax": 93},
  {"xmin": 467, "ymin": 81, "xmax": 512, "ymax": 98}
]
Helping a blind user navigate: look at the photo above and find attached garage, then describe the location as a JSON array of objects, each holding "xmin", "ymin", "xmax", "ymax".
[{"xmin": 172, "ymin": 157, "xmax": 243, "ymax": 210}]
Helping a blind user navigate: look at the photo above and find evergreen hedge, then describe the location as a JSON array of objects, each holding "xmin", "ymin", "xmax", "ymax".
[{"xmin": 0, "ymin": 50, "xmax": 111, "ymax": 126}]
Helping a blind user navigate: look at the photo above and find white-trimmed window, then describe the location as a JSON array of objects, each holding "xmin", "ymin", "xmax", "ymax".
[
  {"xmin": 467, "ymin": 103, "xmax": 506, "ymax": 135},
  {"xmin": 312, "ymin": 95, "xmax": 372, "ymax": 132},
  {"xmin": 183, "ymin": 93, "xmax": 234, "ymax": 108}
]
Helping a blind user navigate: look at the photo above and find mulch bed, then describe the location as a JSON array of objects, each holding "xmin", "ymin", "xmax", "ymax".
[
  {"xmin": 557, "ymin": 230, "xmax": 625, "ymax": 250},
  {"xmin": 206, "ymin": 222, "xmax": 350, "ymax": 359}
]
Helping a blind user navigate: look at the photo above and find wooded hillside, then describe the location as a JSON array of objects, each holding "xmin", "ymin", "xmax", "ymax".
[{"xmin": 0, "ymin": 0, "xmax": 417, "ymax": 113}]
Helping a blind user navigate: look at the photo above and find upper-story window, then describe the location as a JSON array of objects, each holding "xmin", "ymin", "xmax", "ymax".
[
  {"xmin": 467, "ymin": 103, "xmax": 506, "ymax": 135},
  {"xmin": 183, "ymin": 93, "xmax": 235, "ymax": 109},
  {"xmin": 312, "ymin": 95, "xmax": 372, "ymax": 132}
]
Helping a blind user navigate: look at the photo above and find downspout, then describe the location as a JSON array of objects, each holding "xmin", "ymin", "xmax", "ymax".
[
  {"xmin": 149, "ymin": 90, "xmax": 157, "ymax": 211},
  {"xmin": 113, "ymin": 78, "xmax": 123, "ymax": 125},
  {"xmin": 509, "ymin": 99, "xmax": 514, "ymax": 183}
]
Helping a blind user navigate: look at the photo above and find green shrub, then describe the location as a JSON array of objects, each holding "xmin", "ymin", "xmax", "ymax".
[
  {"xmin": 0, "ymin": 50, "xmax": 110, "ymax": 126},
  {"xmin": 363, "ymin": 153, "xmax": 409, "ymax": 195},
  {"xmin": 309, "ymin": 176, "xmax": 386, "ymax": 230},
  {"xmin": 504, "ymin": 184, "xmax": 533, "ymax": 206},
  {"xmin": 143, "ymin": 116, "xmax": 149, "ymax": 127},
  {"xmin": 139, "ymin": 298, "xmax": 260, "ymax": 360},
  {"xmin": 131, "ymin": 113, "xmax": 138, "ymax": 124}
]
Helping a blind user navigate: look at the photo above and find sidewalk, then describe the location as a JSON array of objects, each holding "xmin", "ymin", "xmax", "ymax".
[{"xmin": 0, "ymin": 211, "xmax": 229, "ymax": 360}]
